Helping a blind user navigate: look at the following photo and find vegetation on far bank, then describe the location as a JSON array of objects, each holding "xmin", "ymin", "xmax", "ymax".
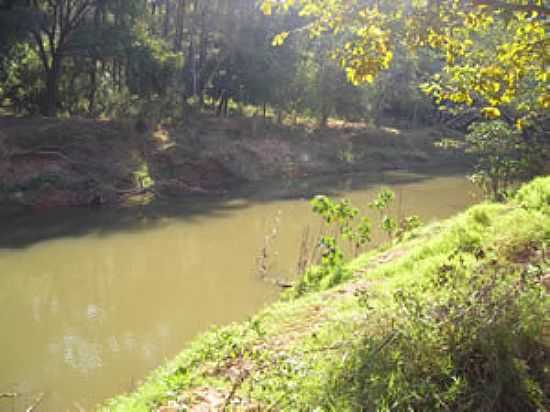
[
  {"xmin": 1, "ymin": 1, "xmax": 548, "ymax": 209},
  {"xmin": 1, "ymin": 1, "xmax": 548, "ymax": 409},
  {"xmin": 105, "ymin": 176, "xmax": 549, "ymax": 411},
  {"xmin": 0, "ymin": 115, "xmax": 467, "ymax": 209}
]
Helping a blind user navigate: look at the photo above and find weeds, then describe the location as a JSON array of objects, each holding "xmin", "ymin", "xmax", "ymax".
[
  {"xmin": 292, "ymin": 195, "xmax": 371, "ymax": 297},
  {"xmin": 325, "ymin": 240, "xmax": 549, "ymax": 411},
  {"xmin": 292, "ymin": 189, "xmax": 423, "ymax": 297},
  {"xmin": 106, "ymin": 177, "xmax": 550, "ymax": 412}
]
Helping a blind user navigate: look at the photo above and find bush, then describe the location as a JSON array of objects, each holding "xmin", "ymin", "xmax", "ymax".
[
  {"xmin": 515, "ymin": 175, "xmax": 550, "ymax": 214},
  {"xmin": 320, "ymin": 183, "xmax": 550, "ymax": 411},
  {"xmin": 465, "ymin": 121, "xmax": 530, "ymax": 200},
  {"xmin": 292, "ymin": 191, "xmax": 423, "ymax": 297},
  {"xmin": 325, "ymin": 240, "xmax": 549, "ymax": 411}
]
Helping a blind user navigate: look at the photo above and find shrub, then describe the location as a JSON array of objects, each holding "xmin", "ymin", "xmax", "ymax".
[
  {"xmin": 465, "ymin": 121, "xmax": 542, "ymax": 201},
  {"xmin": 323, "ymin": 233, "xmax": 549, "ymax": 411},
  {"xmin": 515, "ymin": 175, "xmax": 550, "ymax": 214}
]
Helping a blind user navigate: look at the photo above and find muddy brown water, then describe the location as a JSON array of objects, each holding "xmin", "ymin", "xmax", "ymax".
[{"xmin": 0, "ymin": 170, "xmax": 480, "ymax": 411}]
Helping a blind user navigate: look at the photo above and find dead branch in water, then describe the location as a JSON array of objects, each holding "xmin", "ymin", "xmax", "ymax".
[
  {"xmin": 295, "ymin": 223, "xmax": 326, "ymax": 277},
  {"xmin": 25, "ymin": 392, "xmax": 44, "ymax": 412},
  {"xmin": 256, "ymin": 211, "xmax": 282, "ymax": 279},
  {"xmin": 295, "ymin": 226, "xmax": 311, "ymax": 276},
  {"xmin": 261, "ymin": 277, "xmax": 294, "ymax": 289},
  {"xmin": 255, "ymin": 212, "xmax": 296, "ymax": 289},
  {"xmin": 0, "ymin": 392, "xmax": 18, "ymax": 398}
]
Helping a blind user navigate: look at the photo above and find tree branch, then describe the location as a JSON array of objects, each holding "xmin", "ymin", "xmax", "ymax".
[
  {"xmin": 25, "ymin": 392, "xmax": 44, "ymax": 412},
  {"xmin": 0, "ymin": 393, "xmax": 18, "ymax": 398},
  {"xmin": 472, "ymin": 0, "xmax": 550, "ymax": 15},
  {"xmin": 31, "ymin": 30, "xmax": 50, "ymax": 71}
]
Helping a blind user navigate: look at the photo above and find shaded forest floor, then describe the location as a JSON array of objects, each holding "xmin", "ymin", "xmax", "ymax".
[
  {"xmin": 105, "ymin": 177, "xmax": 549, "ymax": 411},
  {"xmin": 0, "ymin": 115, "xmax": 468, "ymax": 209}
]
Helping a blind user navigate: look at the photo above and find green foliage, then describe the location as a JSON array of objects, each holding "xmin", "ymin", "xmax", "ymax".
[
  {"xmin": 369, "ymin": 188, "xmax": 397, "ymax": 240},
  {"xmin": 106, "ymin": 177, "xmax": 550, "ymax": 412},
  {"xmin": 311, "ymin": 195, "xmax": 371, "ymax": 247},
  {"xmin": 465, "ymin": 120, "xmax": 530, "ymax": 200},
  {"xmin": 320, "ymin": 178, "xmax": 550, "ymax": 411},
  {"xmin": 0, "ymin": 0, "xmax": 439, "ymax": 125},
  {"xmin": 262, "ymin": 0, "xmax": 549, "ymax": 125},
  {"xmin": 370, "ymin": 190, "xmax": 423, "ymax": 243},
  {"xmin": 325, "ymin": 240, "xmax": 548, "ymax": 412},
  {"xmin": 294, "ymin": 195, "xmax": 372, "ymax": 296},
  {"xmin": 369, "ymin": 187, "xmax": 395, "ymax": 211},
  {"xmin": 294, "ymin": 190, "xmax": 425, "ymax": 297},
  {"xmin": 515, "ymin": 175, "xmax": 550, "ymax": 214},
  {"xmin": 0, "ymin": 42, "xmax": 42, "ymax": 114},
  {"xmin": 396, "ymin": 215, "xmax": 423, "ymax": 242}
]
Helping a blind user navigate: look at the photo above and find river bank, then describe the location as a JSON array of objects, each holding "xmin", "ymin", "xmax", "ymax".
[
  {"xmin": 0, "ymin": 172, "xmax": 481, "ymax": 411},
  {"xmin": 0, "ymin": 115, "xmax": 468, "ymax": 209},
  {"xmin": 106, "ymin": 177, "xmax": 549, "ymax": 412}
]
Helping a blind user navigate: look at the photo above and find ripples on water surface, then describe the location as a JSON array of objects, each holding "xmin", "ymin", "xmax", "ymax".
[{"xmin": 0, "ymin": 170, "xmax": 479, "ymax": 410}]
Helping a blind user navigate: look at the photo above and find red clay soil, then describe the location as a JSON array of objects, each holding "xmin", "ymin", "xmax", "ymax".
[{"xmin": 0, "ymin": 116, "xmax": 468, "ymax": 209}]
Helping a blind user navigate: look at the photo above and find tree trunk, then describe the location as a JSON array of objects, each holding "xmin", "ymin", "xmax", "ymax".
[
  {"xmin": 117, "ymin": 61, "xmax": 123, "ymax": 91},
  {"xmin": 163, "ymin": 0, "xmax": 172, "ymax": 38},
  {"xmin": 88, "ymin": 61, "xmax": 97, "ymax": 116},
  {"xmin": 320, "ymin": 112, "xmax": 329, "ymax": 128},
  {"xmin": 197, "ymin": 7, "xmax": 209, "ymax": 107},
  {"xmin": 44, "ymin": 57, "xmax": 60, "ymax": 117},
  {"xmin": 174, "ymin": 0, "xmax": 186, "ymax": 52}
]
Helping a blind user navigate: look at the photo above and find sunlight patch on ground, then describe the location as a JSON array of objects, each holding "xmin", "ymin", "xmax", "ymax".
[{"xmin": 381, "ymin": 126, "xmax": 402, "ymax": 135}]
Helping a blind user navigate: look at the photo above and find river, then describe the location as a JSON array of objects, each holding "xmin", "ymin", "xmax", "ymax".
[{"xmin": 0, "ymin": 170, "xmax": 479, "ymax": 411}]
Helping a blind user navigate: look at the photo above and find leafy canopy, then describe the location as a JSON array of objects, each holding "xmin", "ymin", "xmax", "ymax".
[{"xmin": 261, "ymin": 0, "xmax": 549, "ymax": 126}]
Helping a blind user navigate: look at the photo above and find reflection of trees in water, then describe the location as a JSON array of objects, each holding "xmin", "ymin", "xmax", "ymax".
[
  {"xmin": 62, "ymin": 335, "xmax": 103, "ymax": 372},
  {"xmin": 12, "ymin": 263, "xmax": 175, "ymax": 379},
  {"xmin": 0, "ymin": 172, "xmax": 479, "ymax": 411},
  {"xmin": 0, "ymin": 170, "xmax": 445, "ymax": 250}
]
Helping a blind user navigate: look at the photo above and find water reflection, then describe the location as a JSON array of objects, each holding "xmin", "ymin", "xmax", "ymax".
[{"xmin": 0, "ymin": 171, "xmax": 479, "ymax": 411}]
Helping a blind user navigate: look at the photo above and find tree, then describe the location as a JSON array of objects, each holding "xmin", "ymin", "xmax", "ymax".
[
  {"xmin": 26, "ymin": 0, "xmax": 95, "ymax": 116},
  {"xmin": 1, "ymin": 0, "xmax": 453, "ymax": 125},
  {"xmin": 261, "ymin": 0, "xmax": 549, "ymax": 128}
]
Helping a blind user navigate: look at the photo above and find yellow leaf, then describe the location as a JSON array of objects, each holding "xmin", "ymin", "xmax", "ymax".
[
  {"xmin": 260, "ymin": 1, "xmax": 272, "ymax": 16},
  {"xmin": 515, "ymin": 119, "xmax": 524, "ymax": 130},
  {"xmin": 538, "ymin": 94, "xmax": 550, "ymax": 109},
  {"xmin": 272, "ymin": 32, "xmax": 289, "ymax": 47},
  {"xmin": 481, "ymin": 107, "xmax": 501, "ymax": 119}
]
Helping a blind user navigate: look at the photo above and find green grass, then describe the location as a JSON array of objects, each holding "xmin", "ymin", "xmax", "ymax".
[{"xmin": 104, "ymin": 176, "xmax": 550, "ymax": 411}]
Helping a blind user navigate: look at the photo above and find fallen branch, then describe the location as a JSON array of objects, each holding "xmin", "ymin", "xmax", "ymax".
[
  {"xmin": 256, "ymin": 212, "xmax": 282, "ymax": 279},
  {"xmin": 222, "ymin": 370, "xmax": 249, "ymax": 410},
  {"xmin": 116, "ymin": 186, "xmax": 156, "ymax": 197},
  {"xmin": 10, "ymin": 149, "xmax": 72, "ymax": 163},
  {"xmin": 275, "ymin": 279, "xmax": 294, "ymax": 289},
  {"xmin": 25, "ymin": 392, "xmax": 44, "ymax": 412},
  {"xmin": 0, "ymin": 392, "xmax": 18, "ymax": 398},
  {"xmin": 262, "ymin": 276, "xmax": 294, "ymax": 289}
]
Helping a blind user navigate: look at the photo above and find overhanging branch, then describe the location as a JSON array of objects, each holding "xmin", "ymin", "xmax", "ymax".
[{"xmin": 472, "ymin": 0, "xmax": 550, "ymax": 15}]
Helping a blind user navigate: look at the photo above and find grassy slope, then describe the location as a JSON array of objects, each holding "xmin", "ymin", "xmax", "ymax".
[{"xmin": 105, "ymin": 177, "xmax": 549, "ymax": 412}]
